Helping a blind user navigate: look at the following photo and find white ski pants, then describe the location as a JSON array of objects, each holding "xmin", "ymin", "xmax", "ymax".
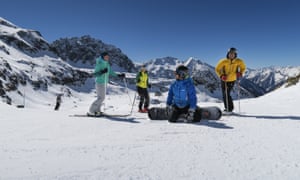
[{"xmin": 89, "ymin": 83, "xmax": 106, "ymax": 113}]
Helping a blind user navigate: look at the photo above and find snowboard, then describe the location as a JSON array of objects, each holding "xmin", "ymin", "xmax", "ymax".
[{"xmin": 148, "ymin": 106, "xmax": 222, "ymax": 121}]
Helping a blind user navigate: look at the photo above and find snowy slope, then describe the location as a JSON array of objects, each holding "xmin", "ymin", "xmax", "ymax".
[{"xmin": 1, "ymin": 81, "xmax": 300, "ymax": 179}]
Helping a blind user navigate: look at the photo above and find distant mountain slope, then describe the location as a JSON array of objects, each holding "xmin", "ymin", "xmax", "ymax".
[
  {"xmin": 0, "ymin": 17, "xmax": 131, "ymax": 106},
  {"xmin": 50, "ymin": 35, "xmax": 136, "ymax": 72}
]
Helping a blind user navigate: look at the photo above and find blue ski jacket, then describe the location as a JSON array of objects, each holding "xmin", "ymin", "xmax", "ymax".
[{"xmin": 166, "ymin": 77, "xmax": 197, "ymax": 110}]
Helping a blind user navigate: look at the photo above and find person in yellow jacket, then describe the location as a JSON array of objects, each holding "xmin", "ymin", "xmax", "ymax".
[
  {"xmin": 215, "ymin": 47, "xmax": 246, "ymax": 113},
  {"xmin": 136, "ymin": 65, "xmax": 151, "ymax": 113}
]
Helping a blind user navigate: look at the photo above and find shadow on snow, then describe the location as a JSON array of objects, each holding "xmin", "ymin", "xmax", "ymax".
[
  {"xmin": 234, "ymin": 113, "xmax": 300, "ymax": 121},
  {"xmin": 196, "ymin": 120, "xmax": 234, "ymax": 129}
]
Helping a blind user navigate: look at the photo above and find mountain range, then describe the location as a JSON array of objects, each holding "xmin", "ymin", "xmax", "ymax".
[{"xmin": 0, "ymin": 17, "xmax": 300, "ymax": 107}]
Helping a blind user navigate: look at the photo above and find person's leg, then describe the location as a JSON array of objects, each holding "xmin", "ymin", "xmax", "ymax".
[
  {"xmin": 227, "ymin": 82, "xmax": 235, "ymax": 112},
  {"xmin": 137, "ymin": 87, "xmax": 144, "ymax": 111},
  {"xmin": 89, "ymin": 84, "xmax": 106, "ymax": 114},
  {"xmin": 143, "ymin": 89, "xmax": 150, "ymax": 110},
  {"xmin": 168, "ymin": 106, "xmax": 180, "ymax": 123},
  {"xmin": 54, "ymin": 103, "xmax": 60, "ymax": 110},
  {"xmin": 221, "ymin": 81, "xmax": 229, "ymax": 111}
]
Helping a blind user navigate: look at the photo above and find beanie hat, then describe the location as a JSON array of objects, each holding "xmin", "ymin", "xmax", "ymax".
[
  {"xmin": 226, "ymin": 47, "xmax": 237, "ymax": 59},
  {"xmin": 101, "ymin": 52, "xmax": 109, "ymax": 58},
  {"xmin": 228, "ymin": 47, "xmax": 237, "ymax": 53}
]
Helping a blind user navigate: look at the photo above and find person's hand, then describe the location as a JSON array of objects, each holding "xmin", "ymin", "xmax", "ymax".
[
  {"xmin": 101, "ymin": 68, "xmax": 108, "ymax": 74},
  {"xmin": 186, "ymin": 109, "xmax": 195, "ymax": 123},
  {"xmin": 148, "ymin": 83, "xmax": 151, "ymax": 88},
  {"xmin": 166, "ymin": 105, "xmax": 173, "ymax": 115},
  {"xmin": 118, "ymin": 73, "xmax": 125, "ymax": 79},
  {"xmin": 236, "ymin": 72, "xmax": 242, "ymax": 79},
  {"xmin": 93, "ymin": 68, "xmax": 108, "ymax": 76},
  {"xmin": 220, "ymin": 74, "xmax": 227, "ymax": 81}
]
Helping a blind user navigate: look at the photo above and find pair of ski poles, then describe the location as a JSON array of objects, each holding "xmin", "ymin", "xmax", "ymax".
[
  {"xmin": 102, "ymin": 75, "xmax": 136, "ymax": 116},
  {"xmin": 122, "ymin": 77, "xmax": 137, "ymax": 115}
]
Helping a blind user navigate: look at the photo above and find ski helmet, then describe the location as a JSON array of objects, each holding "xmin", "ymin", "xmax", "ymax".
[{"xmin": 175, "ymin": 65, "xmax": 189, "ymax": 79}]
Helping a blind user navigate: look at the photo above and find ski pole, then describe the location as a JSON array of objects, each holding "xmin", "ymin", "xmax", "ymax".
[
  {"xmin": 237, "ymin": 79, "xmax": 241, "ymax": 114},
  {"xmin": 103, "ymin": 73, "xmax": 108, "ymax": 112},
  {"xmin": 224, "ymin": 81, "xmax": 229, "ymax": 112},
  {"xmin": 237, "ymin": 66, "xmax": 241, "ymax": 114},
  {"xmin": 123, "ymin": 77, "xmax": 132, "ymax": 103},
  {"xmin": 130, "ymin": 92, "xmax": 137, "ymax": 115},
  {"xmin": 123, "ymin": 77, "xmax": 137, "ymax": 115}
]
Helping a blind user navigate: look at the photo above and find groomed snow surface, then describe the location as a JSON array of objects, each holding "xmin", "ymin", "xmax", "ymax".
[{"xmin": 1, "ymin": 83, "xmax": 300, "ymax": 180}]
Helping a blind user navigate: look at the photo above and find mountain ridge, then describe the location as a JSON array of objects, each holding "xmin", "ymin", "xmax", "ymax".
[{"xmin": 0, "ymin": 17, "xmax": 299, "ymax": 107}]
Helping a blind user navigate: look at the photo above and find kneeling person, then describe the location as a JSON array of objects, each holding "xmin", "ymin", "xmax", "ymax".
[{"xmin": 166, "ymin": 65, "xmax": 200, "ymax": 123}]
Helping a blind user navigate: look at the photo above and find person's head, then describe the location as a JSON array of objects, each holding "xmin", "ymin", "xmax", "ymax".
[
  {"xmin": 226, "ymin": 47, "xmax": 237, "ymax": 59},
  {"xmin": 175, "ymin": 65, "xmax": 189, "ymax": 80},
  {"xmin": 140, "ymin": 65, "xmax": 146, "ymax": 72},
  {"xmin": 101, "ymin": 52, "xmax": 109, "ymax": 61}
]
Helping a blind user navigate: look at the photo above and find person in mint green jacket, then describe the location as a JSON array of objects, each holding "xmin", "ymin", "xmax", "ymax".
[{"xmin": 88, "ymin": 52, "xmax": 125, "ymax": 116}]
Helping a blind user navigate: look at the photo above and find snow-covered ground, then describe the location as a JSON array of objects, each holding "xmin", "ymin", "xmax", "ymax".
[{"xmin": 1, "ymin": 82, "xmax": 300, "ymax": 180}]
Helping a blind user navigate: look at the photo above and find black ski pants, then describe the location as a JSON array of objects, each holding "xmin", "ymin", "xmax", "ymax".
[
  {"xmin": 221, "ymin": 81, "xmax": 235, "ymax": 112},
  {"xmin": 137, "ymin": 86, "xmax": 149, "ymax": 110},
  {"xmin": 168, "ymin": 105, "xmax": 201, "ymax": 123}
]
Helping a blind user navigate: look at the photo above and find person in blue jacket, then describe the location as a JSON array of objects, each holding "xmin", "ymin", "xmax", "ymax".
[{"xmin": 166, "ymin": 65, "xmax": 200, "ymax": 123}]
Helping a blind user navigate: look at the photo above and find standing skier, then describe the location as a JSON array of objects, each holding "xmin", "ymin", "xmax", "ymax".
[
  {"xmin": 166, "ymin": 65, "xmax": 201, "ymax": 123},
  {"xmin": 88, "ymin": 52, "xmax": 125, "ymax": 116},
  {"xmin": 136, "ymin": 65, "xmax": 151, "ymax": 113},
  {"xmin": 215, "ymin": 47, "xmax": 246, "ymax": 113},
  {"xmin": 54, "ymin": 94, "xmax": 62, "ymax": 111}
]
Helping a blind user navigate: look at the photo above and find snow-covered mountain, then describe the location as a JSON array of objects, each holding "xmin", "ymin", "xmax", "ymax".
[
  {"xmin": 142, "ymin": 56, "xmax": 300, "ymax": 99},
  {"xmin": 50, "ymin": 35, "xmax": 136, "ymax": 72},
  {"xmin": 0, "ymin": 17, "xmax": 135, "ymax": 107},
  {"xmin": 1, "ymin": 16, "xmax": 300, "ymax": 108},
  {"xmin": 245, "ymin": 66, "xmax": 300, "ymax": 92},
  {"xmin": 0, "ymin": 17, "xmax": 95, "ymax": 106}
]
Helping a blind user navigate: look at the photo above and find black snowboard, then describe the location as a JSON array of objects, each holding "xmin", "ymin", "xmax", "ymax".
[{"xmin": 148, "ymin": 106, "xmax": 222, "ymax": 121}]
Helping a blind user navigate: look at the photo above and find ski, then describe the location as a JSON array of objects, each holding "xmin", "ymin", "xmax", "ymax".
[
  {"xmin": 70, "ymin": 113, "xmax": 131, "ymax": 118},
  {"xmin": 222, "ymin": 111, "xmax": 239, "ymax": 116}
]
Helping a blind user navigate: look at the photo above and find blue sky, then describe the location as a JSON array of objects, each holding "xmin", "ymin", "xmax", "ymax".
[{"xmin": 1, "ymin": 0, "xmax": 300, "ymax": 68}]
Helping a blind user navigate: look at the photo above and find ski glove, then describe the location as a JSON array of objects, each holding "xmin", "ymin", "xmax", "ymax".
[
  {"xmin": 220, "ymin": 74, "xmax": 227, "ymax": 81},
  {"xmin": 94, "ymin": 68, "xmax": 108, "ymax": 76},
  {"xmin": 236, "ymin": 72, "xmax": 242, "ymax": 79},
  {"xmin": 186, "ymin": 109, "xmax": 195, "ymax": 123},
  {"xmin": 148, "ymin": 83, "xmax": 151, "ymax": 88},
  {"xmin": 166, "ymin": 105, "xmax": 173, "ymax": 116},
  {"xmin": 118, "ymin": 73, "xmax": 126, "ymax": 79}
]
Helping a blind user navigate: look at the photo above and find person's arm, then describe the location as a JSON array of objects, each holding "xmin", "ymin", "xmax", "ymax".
[
  {"xmin": 108, "ymin": 65, "xmax": 118, "ymax": 77},
  {"xmin": 237, "ymin": 59, "xmax": 246, "ymax": 74},
  {"xmin": 166, "ymin": 84, "xmax": 174, "ymax": 106},
  {"xmin": 215, "ymin": 59, "xmax": 226, "ymax": 77},
  {"xmin": 187, "ymin": 80, "xmax": 197, "ymax": 110}
]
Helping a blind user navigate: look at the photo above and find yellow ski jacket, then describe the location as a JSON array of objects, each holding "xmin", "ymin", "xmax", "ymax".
[{"xmin": 215, "ymin": 58, "xmax": 246, "ymax": 82}]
